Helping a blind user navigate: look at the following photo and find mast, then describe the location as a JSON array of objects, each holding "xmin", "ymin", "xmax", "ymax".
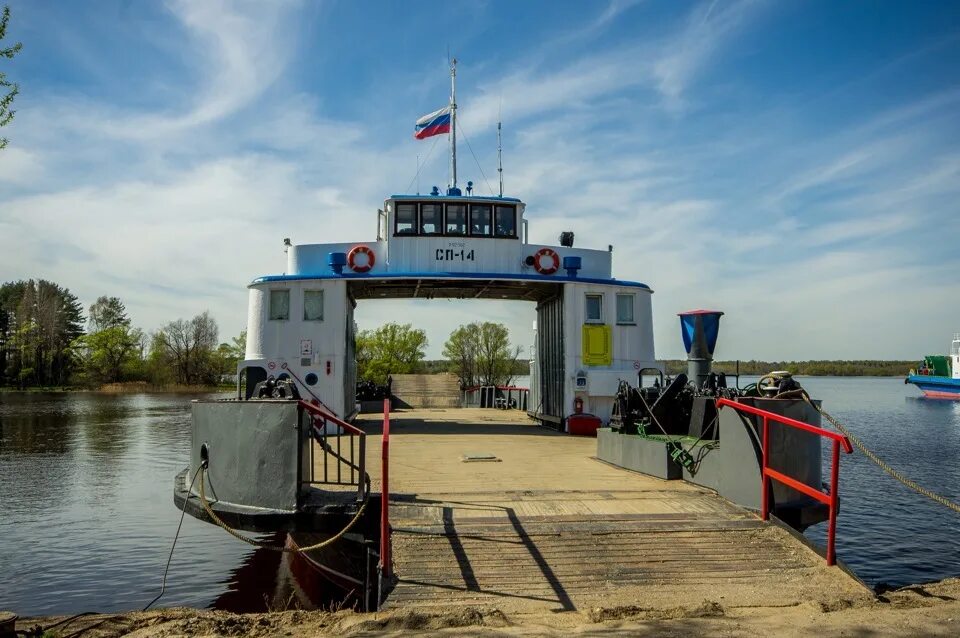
[
  {"xmin": 449, "ymin": 58, "xmax": 457, "ymax": 192},
  {"xmin": 497, "ymin": 120, "xmax": 503, "ymax": 197}
]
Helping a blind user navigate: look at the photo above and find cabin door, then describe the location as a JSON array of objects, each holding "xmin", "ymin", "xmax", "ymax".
[{"xmin": 536, "ymin": 291, "xmax": 565, "ymax": 430}]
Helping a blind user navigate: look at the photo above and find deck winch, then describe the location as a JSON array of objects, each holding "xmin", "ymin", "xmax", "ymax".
[{"xmin": 603, "ymin": 309, "xmax": 831, "ymax": 529}]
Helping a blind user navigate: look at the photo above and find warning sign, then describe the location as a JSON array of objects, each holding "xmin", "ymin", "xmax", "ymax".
[{"xmin": 300, "ymin": 339, "xmax": 313, "ymax": 356}]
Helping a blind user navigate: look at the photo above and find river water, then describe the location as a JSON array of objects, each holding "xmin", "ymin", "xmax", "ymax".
[{"xmin": 1, "ymin": 379, "xmax": 959, "ymax": 616}]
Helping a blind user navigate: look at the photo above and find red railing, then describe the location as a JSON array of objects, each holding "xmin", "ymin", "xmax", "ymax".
[
  {"xmin": 380, "ymin": 397, "xmax": 392, "ymax": 579},
  {"xmin": 299, "ymin": 400, "xmax": 367, "ymax": 502},
  {"xmin": 299, "ymin": 399, "xmax": 366, "ymax": 436},
  {"xmin": 716, "ymin": 398, "xmax": 853, "ymax": 565}
]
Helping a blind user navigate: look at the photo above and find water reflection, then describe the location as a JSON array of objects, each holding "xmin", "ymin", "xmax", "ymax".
[{"xmin": 2, "ymin": 382, "xmax": 959, "ymax": 616}]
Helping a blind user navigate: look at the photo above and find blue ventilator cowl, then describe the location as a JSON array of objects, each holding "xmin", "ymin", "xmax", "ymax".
[
  {"xmin": 328, "ymin": 252, "xmax": 347, "ymax": 275},
  {"xmin": 678, "ymin": 310, "xmax": 724, "ymax": 387},
  {"xmin": 563, "ymin": 256, "xmax": 582, "ymax": 277}
]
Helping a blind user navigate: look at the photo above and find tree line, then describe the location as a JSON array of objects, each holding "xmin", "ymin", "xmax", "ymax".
[
  {"xmin": 0, "ymin": 279, "xmax": 245, "ymax": 389},
  {"xmin": 356, "ymin": 321, "xmax": 524, "ymax": 388},
  {"xmin": 663, "ymin": 359, "xmax": 916, "ymax": 377}
]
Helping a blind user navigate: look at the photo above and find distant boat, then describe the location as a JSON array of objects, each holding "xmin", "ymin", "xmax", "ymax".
[{"xmin": 905, "ymin": 334, "xmax": 960, "ymax": 399}]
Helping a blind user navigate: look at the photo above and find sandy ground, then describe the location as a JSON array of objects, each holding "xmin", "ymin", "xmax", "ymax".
[{"xmin": 12, "ymin": 578, "xmax": 960, "ymax": 637}]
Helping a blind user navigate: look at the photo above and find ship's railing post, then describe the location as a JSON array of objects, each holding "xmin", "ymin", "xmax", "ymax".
[
  {"xmin": 760, "ymin": 415, "xmax": 770, "ymax": 521},
  {"xmin": 827, "ymin": 440, "xmax": 841, "ymax": 566},
  {"xmin": 380, "ymin": 397, "xmax": 392, "ymax": 579}
]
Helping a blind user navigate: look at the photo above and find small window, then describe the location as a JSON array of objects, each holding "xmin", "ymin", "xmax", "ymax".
[
  {"xmin": 304, "ymin": 290, "xmax": 324, "ymax": 321},
  {"xmin": 420, "ymin": 203, "xmax": 442, "ymax": 235},
  {"xmin": 269, "ymin": 289, "xmax": 290, "ymax": 320},
  {"xmin": 494, "ymin": 205, "xmax": 516, "ymax": 237},
  {"xmin": 395, "ymin": 203, "xmax": 417, "ymax": 235},
  {"xmin": 585, "ymin": 294, "xmax": 603, "ymax": 323},
  {"xmin": 445, "ymin": 204, "xmax": 466, "ymax": 235},
  {"xmin": 470, "ymin": 204, "xmax": 492, "ymax": 236},
  {"xmin": 616, "ymin": 294, "xmax": 635, "ymax": 324}
]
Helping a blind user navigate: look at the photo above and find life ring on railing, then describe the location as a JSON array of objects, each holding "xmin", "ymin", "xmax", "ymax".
[
  {"xmin": 347, "ymin": 245, "xmax": 375, "ymax": 273},
  {"xmin": 532, "ymin": 248, "xmax": 560, "ymax": 275}
]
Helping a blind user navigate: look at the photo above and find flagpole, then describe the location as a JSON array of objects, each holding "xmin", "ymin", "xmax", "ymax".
[{"xmin": 449, "ymin": 58, "xmax": 457, "ymax": 193}]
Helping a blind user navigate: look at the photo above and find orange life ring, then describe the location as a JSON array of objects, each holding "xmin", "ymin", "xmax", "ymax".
[
  {"xmin": 347, "ymin": 245, "xmax": 375, "ymax": 273},
  {"xmin": 533, "ymin": 248, "xmax": 560, "ymax": 275}
]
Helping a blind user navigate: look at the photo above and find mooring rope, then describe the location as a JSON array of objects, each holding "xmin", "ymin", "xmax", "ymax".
[
  {"xmin": 197, "ymin": 465, "xmax": 369, "ymax": 553},
  {"xmin": 799, "ymin": 391, "xmax": 960, "ymax": 515}
]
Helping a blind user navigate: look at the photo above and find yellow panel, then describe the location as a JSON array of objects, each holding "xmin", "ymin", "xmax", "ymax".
[{"xmin": 582, "ymin": 324, "xmax": 612, "ymax": 366}]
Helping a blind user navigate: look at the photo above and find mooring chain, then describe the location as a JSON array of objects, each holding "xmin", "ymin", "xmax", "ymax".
[
  {"xmin": 801, "ymin": 392, "xmax": 960, "ymax": 515},
  {"xmin": 196, "ymin": 465, "xmax": 369, "ymax": 553}
]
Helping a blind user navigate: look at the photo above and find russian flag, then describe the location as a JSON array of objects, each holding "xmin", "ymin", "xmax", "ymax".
[{"xmin": 414, "ymin": 106, "xmax": 451, "ymax": 140}]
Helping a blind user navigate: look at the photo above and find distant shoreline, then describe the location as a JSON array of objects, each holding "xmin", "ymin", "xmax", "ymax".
[{"xmin": 0, "ymin": 383, "xmax": 233, "ymax": 394}]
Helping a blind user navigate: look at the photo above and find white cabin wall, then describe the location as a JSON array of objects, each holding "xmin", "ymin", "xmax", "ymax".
[
  {"xmin": 562, "ymin": 282, "xmax": 658, "ymax": 424},
  {"xmin": 245, "ymin": 287, "xmax": 267, "ymax": 360},
  {"xmin": 243, "ymin": 280, "xmax": 350, "ymax": 417}
]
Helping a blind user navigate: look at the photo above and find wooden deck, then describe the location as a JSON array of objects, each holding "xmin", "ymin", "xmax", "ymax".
[{"xmin": 335, "ymin": 408, "xmax": 869, "ymax": 615}]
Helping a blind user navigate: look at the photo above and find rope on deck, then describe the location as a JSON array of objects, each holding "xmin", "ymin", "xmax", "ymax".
[
  {"xmin": 792, "ymin": 390, "xmax": 960, "ymax": 515},
  {"xmin": 197, "ymin": 465, "xmax": 369, "ymax": 553}
]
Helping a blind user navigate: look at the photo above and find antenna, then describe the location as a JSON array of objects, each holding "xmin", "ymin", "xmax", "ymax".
[
  {"xmin": 497, "ymin": 99, "xmax": 504, "ymax": 197},
  {"xmin": 449, "ymin": 57, "xmax": 458, "ymax": 193},
  {"xmin": 416, "ymin": 154, "xmax": 420, "ymax": 195}
]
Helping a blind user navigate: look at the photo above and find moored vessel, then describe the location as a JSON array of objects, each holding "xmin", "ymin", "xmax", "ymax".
[
  {"xmin": 905, "ymin": 334, "xmax": 960, "ymax": 399},
  {"xmin": 171, "ymin": 61, "xmax": 861, "ymax": 611}
]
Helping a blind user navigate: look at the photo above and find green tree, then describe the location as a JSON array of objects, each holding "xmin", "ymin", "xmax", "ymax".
[
  {"xmin": 356, "ymin": 323, "xmax": 427, "ymax": 384},
  {"xmin": 77, "ymin": 324, "xmax": 144, "ymax": 384},
  {"xmin": 152, "ymin": 311, "xmax": 220, "ymax": 385},
  {"xmin": 443, "ymin": 321, "xmax": 521, "ymax": 387},
  {"xmin": 0, "ymin": 279, "xmax": 84, "ymax": 387},
  {"xmin": 0, "ymin": 6, "xmax": 22, "ymax": 150},
  {"xmin": 88, "ymin": 296, "xmax": 131, "ymax": 332},
  {"xmin": 213, "ymin": 330, "xmax": 246, "ymax": 377}
]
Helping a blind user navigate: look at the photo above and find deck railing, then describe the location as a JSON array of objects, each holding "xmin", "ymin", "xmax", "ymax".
[
  {"xmin": 380, "ymin": 397, "xmax": 392, "ymax": 579},
  {"xmin": 299, "ymin": 399, "xmax": 367, "ymax": 503},
  {"xmin": 462, "ymin": 385, "xmax": 529, "ymax": 410},
  {"xmin": 716, "ymin": 398, "xmax": 853, "ymax": 565}
]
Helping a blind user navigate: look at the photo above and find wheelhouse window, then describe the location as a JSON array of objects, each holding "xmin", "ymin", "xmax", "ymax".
[
  {"xmin": 395, "ymin": 203, "xmax": 417, "ymax": 235},
  {"xmin": 470, "ymin": 204, "xmax": 492, "ymax": 236},
  {"xmin": 420, "ymin": 203, "xmax": 443, "ymax": 235},
  {"xmin": 616, "ymin": 293, "xmax": 635, "ymax": 324},
  {"xmin": 303, "ymin": 290, "xmax": 324, "ymax": 321},
  {"xmin": 494, "ymin": 205, "xmax": 517, "ymax": 238},
  {"xmin": 269, "ymin": 289, "xmax": 290, "ymax": 321},
  {"xmin": 445, "ymin": 204, "xmax": 466, "ymax": 235},
  {"xmin": 585, "ymin": 294, "xmax": 603, "ymax": 323}
]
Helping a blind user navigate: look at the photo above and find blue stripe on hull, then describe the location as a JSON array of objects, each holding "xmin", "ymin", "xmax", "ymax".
[{"xmin": 905, "ymin": 375, "xmax": 960, "ymax": 398}]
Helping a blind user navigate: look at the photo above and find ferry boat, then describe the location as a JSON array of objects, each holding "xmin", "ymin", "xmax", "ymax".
[
  {"xmin": 905, "ymin": 334, "xmax": 960, "ymax": 399},
  {"xmin": 173, "ymin": 62, "xmax": 850, "ymax": 608}
]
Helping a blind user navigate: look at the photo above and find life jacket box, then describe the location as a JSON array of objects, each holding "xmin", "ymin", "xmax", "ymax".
[{"xmin": 567, "ymin": 414, "xmax": 602, "ymax": 437}]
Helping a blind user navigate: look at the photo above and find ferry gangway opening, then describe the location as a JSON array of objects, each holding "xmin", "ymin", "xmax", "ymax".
[
  {"xmin": 716, "ymin": 398, "xmax": 853, "ymax": 566},
  {"xmin": 299, "ymin": 399, "xmax": 368, "ymax": 504}
]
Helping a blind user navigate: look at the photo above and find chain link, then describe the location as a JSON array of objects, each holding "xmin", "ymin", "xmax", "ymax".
[{"xmin": 803, "ymin": 393, "xmax": 960, "ymax": 515}]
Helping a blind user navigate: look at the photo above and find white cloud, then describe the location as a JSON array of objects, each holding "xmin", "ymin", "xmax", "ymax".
[{"xmin": 652, "ymin": 0, "xmax": 763, "ymax": 109}]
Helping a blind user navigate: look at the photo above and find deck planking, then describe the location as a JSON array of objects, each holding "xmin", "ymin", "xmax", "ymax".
[{"xmin": 318, "ymin": 408, "xmax": 869, "ymax": 615}]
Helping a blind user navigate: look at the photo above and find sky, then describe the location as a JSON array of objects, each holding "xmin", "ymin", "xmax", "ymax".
[{"xmin": 1, "ymin": 0, "xmax": 959, "ymax": 361}]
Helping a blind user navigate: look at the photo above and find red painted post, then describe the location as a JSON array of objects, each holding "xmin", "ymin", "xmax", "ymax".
[
  {"xmin": 760, "ymin": 416, "xmax": 770, "ymax": 521},
  {"xmin": 827, "ymin": 440, "xmax": 841, "ymax": 566},
  {"xmin": 380, "ymin": 397, "xmax": 391, "ymax": 578}
]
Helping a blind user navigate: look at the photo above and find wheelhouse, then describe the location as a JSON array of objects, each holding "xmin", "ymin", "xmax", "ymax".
[{"xmin": 381, "ymin": 196, "xmax": 525, "ymax": 241}]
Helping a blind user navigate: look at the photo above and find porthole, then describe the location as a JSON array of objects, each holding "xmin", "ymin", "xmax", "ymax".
[{"xmin": 305, "ymin": 372, "xmax": 319, "ymax": 386}]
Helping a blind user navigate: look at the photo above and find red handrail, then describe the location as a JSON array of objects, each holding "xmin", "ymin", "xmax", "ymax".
[
  {"xmin": 716, "ymin": 398, "xmax": 853, "ymax": 566},
  {"xmin": 380, "ymin": 397, "xmax": 392, "ymax": 579},
  {"xmin": 299, "ymin": 400, "xmax": 366, "ymax": 436}
]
